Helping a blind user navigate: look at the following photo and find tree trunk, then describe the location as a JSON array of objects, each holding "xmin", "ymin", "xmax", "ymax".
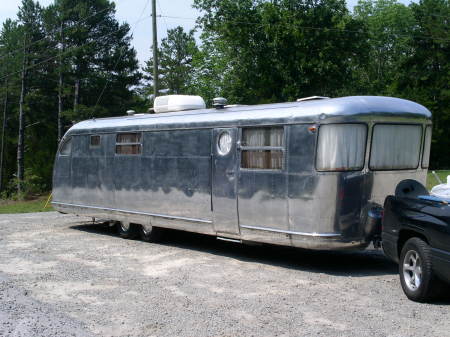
[
  {"xmin": 17, "ymin": 38, "xmax": 27, "ymax": 195},
  {"xmin": 73, "ymin": 78, "xmax": 80, "ymax": 113},
  {"xmin": 0, "ymin": 79, "xmax": 8, "ymax": 192},
  {"xmin": 57, "ymin": 22, "xmax": 64, "ymax": 143}
]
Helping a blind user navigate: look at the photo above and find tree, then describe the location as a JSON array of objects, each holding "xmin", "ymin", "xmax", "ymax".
[
  {"xmin": 0, "ymin": 0, "xmax": 141, "ymax": 197},
  {"xmin": 193, "ymin": 0, "xmax": 369, "ymax": 104},
  {"xmin": 50, "ymin": 0, "xmax": 141, "ymax": 122},
  {"xmin": 16, "ymin": 0, "xmax": 48, "ymax": 194},
  {"xmin": 353, "ymin": 0, "xmax": 416, "ymax": 94},
  {"xmin": 0, "ymin": 20, "xmax": 22, "ymax": 192},
  {"xmin": 393, "ymin": 0, "xmax": 450, "ymax": 168},
  {"xmin": 144, "ymin": 26, "xmax": 199, "ymax": 97}
]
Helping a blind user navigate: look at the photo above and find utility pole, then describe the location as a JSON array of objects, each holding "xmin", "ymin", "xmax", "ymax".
[
  {"xmin": 57, "ymin": 21, "xmax": 65, "ymax": 143},
  {"xmin": 152, "ymin": 0, "xmax": 158, "ymax": 98}
]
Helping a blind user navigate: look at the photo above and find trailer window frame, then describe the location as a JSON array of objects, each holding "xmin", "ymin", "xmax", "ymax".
[
  {"xmin": 115, "ymin": 132, "xmax": 142, "ymax": 156},
  {"xmin": 58, "ymin": 137, "xmax": 72, "ymax": 156},
  {"xmin": 369, "ymin": 123, "xmax": 422, "ymax": 171},
  {"xmin": 421, "ymin": 125, "xmax": 432, "ymax": 169},
  {"xmin": 315, "ymin": 123, "xmax": 368, "ymax": 172},
  {"xmin": 89, "ymin": 135, "xmax": 101, "ymax": 148},
  {"xmin": 240, "ymin": 126, "xmax": 285, "ymax": 171}
]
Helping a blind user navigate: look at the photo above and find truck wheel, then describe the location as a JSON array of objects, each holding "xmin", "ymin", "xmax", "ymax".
[
  {"xmin": 399, "ymin": 237, "xmax": 442, "ymax": 302},
  {"xmin": 116, "ymin": 221, "xmax": 138, "ymax": 239},
  {"xmin": 139, "ymin": 224, "xmax": 163, "ymax": 242}
]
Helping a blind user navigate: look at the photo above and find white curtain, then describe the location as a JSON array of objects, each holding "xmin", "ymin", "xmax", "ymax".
[
  {"xmin": 117, "ymin": 133, "xmax": 141, "ymax": 144},
  {"xmin": 241, "ymin": 127, "xmax": 284, "ymax": 169},
  {"xmin": 370, "ymin": 124, "xmax": 422, "ymax": 170},
  {"xmin": 242, "ymin": 127, "xmax": 283, "ymax": 147},
  {"xmin": 316, "ymin": 124, "xmax": 366, "ymax": 171}
]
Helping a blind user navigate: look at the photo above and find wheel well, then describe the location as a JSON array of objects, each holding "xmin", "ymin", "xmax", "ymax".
[{"xmin": 397, "ymin": 229, "xmax": 428, "ymax": 258}]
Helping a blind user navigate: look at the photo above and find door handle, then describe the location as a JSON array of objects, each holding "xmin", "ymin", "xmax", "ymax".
[{"xmin": 225, "ymin": 170, "xmax": 235, "ymax": 177}]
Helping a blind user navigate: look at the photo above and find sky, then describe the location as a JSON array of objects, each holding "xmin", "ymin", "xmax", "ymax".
[{"xmin": 0, "ymin": 0, "xmax": 414, "ymax": 68}]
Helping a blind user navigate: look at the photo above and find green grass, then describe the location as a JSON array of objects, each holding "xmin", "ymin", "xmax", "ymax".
[
  {"xmin": 0, "ymin": 195, "xmax": 53, "ymax": 214},
  {"xmin": 427, "ymin": 170, "xmax": 450, "ymax": 191}
]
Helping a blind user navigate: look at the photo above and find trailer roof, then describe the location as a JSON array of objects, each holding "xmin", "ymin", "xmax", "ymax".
[{"xmin": 68, "ymin": 96, "xmax": 431, "ymax": 135}]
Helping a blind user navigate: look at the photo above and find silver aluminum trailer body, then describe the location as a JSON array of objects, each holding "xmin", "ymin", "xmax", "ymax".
[{"xmin": 52, "ymin": 96, "xmax": 432, "ymax": 250}]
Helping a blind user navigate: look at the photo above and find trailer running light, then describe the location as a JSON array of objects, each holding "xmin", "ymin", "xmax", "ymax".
[{"xmin": 308, "ymin": 126, "xmax": 317, "ymax": 133}]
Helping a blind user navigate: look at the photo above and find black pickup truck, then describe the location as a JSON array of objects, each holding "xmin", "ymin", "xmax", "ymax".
[{"xmin": 382, "ymin": 180, "xmax": 450, "ymax": 302}]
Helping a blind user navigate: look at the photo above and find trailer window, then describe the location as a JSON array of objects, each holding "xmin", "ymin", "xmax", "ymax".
[
  {"xmin": 422, "ymin": 126, "xmax": 432, "ymax": 168},
  {"xmin": 241, "ymin": 127, "xmax": 284, "ymax": 170},
  {"xmin": 115, "ymin": 133, "xmax": 141, "ymax": 155},
  {"xmin": 370, "ymin": 124, "xmax": 422, "ymax": 170},
  {"xmin": 59, "ymin": 137, "xmax": 72, "ymax": 156},
  {"xmin": 316, "ymin": 124, "xmax": 366, "ymax": 171},
  {"xmin": 90, "ymin": 135, "xmax": 100, "ymax": 147}
]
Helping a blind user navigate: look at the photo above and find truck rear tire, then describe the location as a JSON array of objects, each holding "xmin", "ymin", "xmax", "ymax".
[{"xmin": 399, "ymin": 237, "xmax": 443, "ymax": 302}]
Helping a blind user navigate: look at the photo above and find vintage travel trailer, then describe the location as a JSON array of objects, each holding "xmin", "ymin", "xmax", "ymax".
[{"xmin": 52, "ymin": 95, "xmax": 432, "ymax": 250}]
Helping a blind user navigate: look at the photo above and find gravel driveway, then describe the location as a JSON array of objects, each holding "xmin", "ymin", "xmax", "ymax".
[{"xmin": 0, "ymin": 212, "xmax": 448, "ymax": 337}]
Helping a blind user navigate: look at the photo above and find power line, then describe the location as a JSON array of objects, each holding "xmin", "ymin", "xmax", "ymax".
[
  {"xmin": 94, "ymin": 0, "xmax": 151, "ymax": 107},
  {"xmin": 0, "ymin": 3, "xmax": 116, "ymax": 61},
  {"xmin": 158, "ymin": 14, "xmax": 450, "ymax": 43}
]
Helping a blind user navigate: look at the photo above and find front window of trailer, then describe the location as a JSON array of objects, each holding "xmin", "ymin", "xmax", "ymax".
[
  {"xmin": 59, "ymin": 137, "xmax": 72, "ymax": 156},
  {"xmin": 370, "ymin": 124, "xmax": 422, "ymax": 170},
  {"xmin": 316, "ymin": 124, "xmax": 367, "ymax": 171}
]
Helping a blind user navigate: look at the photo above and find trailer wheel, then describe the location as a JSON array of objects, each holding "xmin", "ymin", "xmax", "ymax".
[
  {"xmin": 399, "ymin": 237, "xmax": 443, "ymax": 302},
  {"xmin": 139, "ymin": 224, "xmax": 163, "ymax": 242},
  {"xmin": 116, "ymin": 221, "xmax": 138, "ymax": 239}
]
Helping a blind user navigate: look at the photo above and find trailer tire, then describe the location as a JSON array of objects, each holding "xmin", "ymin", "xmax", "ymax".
[
  {"xmin": 139, "ymin": 225, "xmax": 163, "ymax": 243},
  {"xmin": 399, "ymin": 237, "xmax": 443, "ymax": 302},
  {"xmin": 116, "ymin": 221, "xmax": 138, "ymax": 239}
]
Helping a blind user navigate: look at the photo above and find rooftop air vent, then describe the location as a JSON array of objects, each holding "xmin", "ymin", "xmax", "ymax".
[
  {"xmin": 153, "ymin": 95, "xmax": 206, "ymax": 113},
  {"xmin": 213, "ymin": 97, "xmax": 228, "ymax": 109},
  {"xmin": 297, "ymin": 96, "xmax": 330, "ymax": 102}
]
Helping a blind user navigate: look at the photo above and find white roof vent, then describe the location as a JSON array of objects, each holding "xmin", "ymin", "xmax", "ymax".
[{"xmin": 153, "ymin": 95, "xmax": 206, "ymax": 113}]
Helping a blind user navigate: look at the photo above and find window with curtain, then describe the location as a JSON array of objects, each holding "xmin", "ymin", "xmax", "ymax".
[
  {"xmin": 241, "ymin": 127, "xmax": 284, "ymax": 170},
  {"xmin": 316, "ymin": 124, "xmax": 367, "ymax": 171},
  {"xmin": 90, "ymin": 135, "xmax": 100, "ymax": 147},
  {"xmin": 370, "ymin": 124, "xmax": 422, "ymax": 170},
  {"xmin": 59, "ymin": 137, "xmax": 72, "ymax": 156},
  {"xmin": 115, "ymin": 132, "xmax": 142, "ymax": 155},
  {"xmin": 422, "ymin": 126, "xmax": 432, "ymax": 168}
]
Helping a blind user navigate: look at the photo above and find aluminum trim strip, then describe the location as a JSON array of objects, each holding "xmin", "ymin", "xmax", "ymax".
[
  {"xmin": 52, "ymin": 202, "xmax": 212, "ymax": 224},
  {"xmin": 239, "ymin": 224, "xmax": 342, "ymax": 237}
]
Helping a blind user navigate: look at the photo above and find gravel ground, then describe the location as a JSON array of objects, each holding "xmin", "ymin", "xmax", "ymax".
[{"xmin": 0, "ymin": 212, "xmax": 449, "ymax": 337}]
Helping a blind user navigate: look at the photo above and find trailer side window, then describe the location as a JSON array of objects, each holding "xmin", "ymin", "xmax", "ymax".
[
  {"xmin": 90, "ymin": 135, "xmax": 100, "ymax": 147},
  {"xmin": 115, "ymin": 133, "xmax": 141, "ymax": 155},
  {"xmin": 370, "ymin": 124, "xmax": 422, "ymax": 170},
  {"xmin": 241, "ymin": 127, "xmax": 284, "ymax": 170},
  {"xmin": 316, "ymin": 124, "xmax": 366, "ymax": 171},
  {"xmin": 59, "ymin": 137, "xmax": 72, "ymax": 156},
  {"xmin": 422, "ymin": 126, "xmax": 432, "ymax": 168}
]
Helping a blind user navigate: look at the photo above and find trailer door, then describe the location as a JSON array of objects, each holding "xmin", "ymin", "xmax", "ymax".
[{"xmin": 212, "ymin": 128, "xmax": 240, "ymax": 235}]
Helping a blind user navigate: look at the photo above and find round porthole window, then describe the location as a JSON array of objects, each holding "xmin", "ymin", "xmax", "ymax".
[{"xmin": 218, "ymin": 131, "xmax": 232, "ymax": 155}]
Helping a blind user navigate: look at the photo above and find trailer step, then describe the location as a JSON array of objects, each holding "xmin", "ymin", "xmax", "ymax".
[{"xmin": 217, "ymin": 236, "xmax": 242, "ymax": 243}]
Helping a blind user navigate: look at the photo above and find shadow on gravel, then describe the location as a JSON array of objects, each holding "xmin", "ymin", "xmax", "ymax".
[{"xmin": 71, "ymin": 222, "xmax": 397, "ymax": 278}]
